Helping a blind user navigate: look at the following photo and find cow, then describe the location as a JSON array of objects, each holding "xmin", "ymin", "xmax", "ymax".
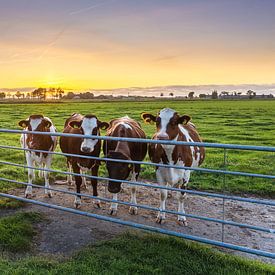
[
  {"xmin": 59, "ymin": 113, "xmax": 109, "ymax": 208},
  {"xmin": 141, "ymin": 108, "xmax": 205, "ymax": 225},
  {"xmin": 18, "ymin": 114, "xmax": 57, "ymax": 198},
  {"xmin": 103, "ymin": 116, "xmax": 147, "ymax": 216}
]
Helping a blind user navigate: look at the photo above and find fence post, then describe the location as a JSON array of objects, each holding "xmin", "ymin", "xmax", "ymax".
[{"xmin": 221, "ymin": 148, "xmax": 227, "ymax": 242}]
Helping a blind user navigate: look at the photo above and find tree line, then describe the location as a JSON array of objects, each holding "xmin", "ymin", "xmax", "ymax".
[{"xmin": 0, "ymin": 87, "xmax": 64, "ymax": 100}]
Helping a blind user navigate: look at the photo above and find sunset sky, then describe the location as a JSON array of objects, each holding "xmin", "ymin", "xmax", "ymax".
[{"xmin": 0, "ymin": 0, "xmax": 274, "ymax": 90}]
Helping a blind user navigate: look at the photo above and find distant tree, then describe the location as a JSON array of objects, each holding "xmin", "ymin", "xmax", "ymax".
[
  {"xmin": 15, "ymin": 91, "xmax": 22, "ymax": 99},
  {"xmin": 0, "ymin": 92, "xmax": 6, "ymax": 99},
  {"xmin": 199, "ymin": 94, "xmax": 206, "ymax": 99},
  {"xmin": 188, "ymin": 92, "xmax": 194, "ymax": 99},
  {"xmin": 80, "ymin": 92, "xmax": 94, "ymax": 99},
  {"xmin": 57, "ymin": 87, "xmax": 64, "ymax": 99},
  {"xmin": 211, "ymin": 90, "xmax": 218, "ymax": 99},
  {"xmin": 221, "ymin": 91, "xmax": 229, "ymax": 96},
  {"xmin": 247, "ymin": 90, "xmax": 256, "ymax": 99},
  {"xmin": 160, "ymin": 93, "xmax": 164, "ymax": 97},
  {"xmin": 66, "ymin": 92, "xmax": 75, "ymax": 99},
  {"xmin": 48, "ymin": 87, "xmax": 56, "ymax": 99},
  {"xmin": 32, "ymin": 88, "xmax": 47, "ymax": 100},
  {"xmin": 169, "ymin": 92, "xmax": 174, "ymax": 97},
  {"xmin": 7, "ymin": 92, "xmax": 11, "ymax": 99},
  {"xmin": 26, "ymin": 92, "xmax": 30, "ymax": 99}
]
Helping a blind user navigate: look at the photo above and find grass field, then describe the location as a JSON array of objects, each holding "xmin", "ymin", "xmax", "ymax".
[
  {"xmin": 0, "ymin": 212, "xmax": 274, "ymax": 274},
  {"xmin": 0, "ymin": 99, "xmax": 274, "ymax": 196}
]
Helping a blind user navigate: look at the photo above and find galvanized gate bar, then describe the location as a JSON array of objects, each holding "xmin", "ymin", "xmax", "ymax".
[
  {"xmin": 1, "ymin": 128, "xmax": 275, "ymax": 152},
  {"xmin": 0, "ymin": 193, "xmax": 274, "ymax": 259},
  {"xmin": 0, "ymin": 145, "xmax": 274, "ymax": 179},
  {"xmin": 1, "ymin": 159, "xmax": 274, "ymax": 206},
  {"xmin": 0, "ymin": 177, "xmax": 273, "ymax": 234}
]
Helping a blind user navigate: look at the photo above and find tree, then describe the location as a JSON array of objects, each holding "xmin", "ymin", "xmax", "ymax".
[
  {"xmin": 32, "ymin": 88, "xmax": 47, "ymax": 100},
  {"xmin": 211, "ymin": 90, "xmax": 218, "ymax": 99},
  {"xmin": 0, "ymin": 92, "xmax": 6, "ymax": 99},
  {"xmin": 221, "ymin": 91, "xmax": 229, "ymax": 96},
  {"xmin": 169, "ymin": 92, "xmax": 174, "ymax": 97},
  {"xmin": 160, "ymin": 93, "xmax": 164, "ymax": 97},
  {"xmin": 15, "ymin": 91, "xmax": 22, "ymax": 99},
  {"xmin": 57, "ymin": 87, "xmax": 64, "ymax": 99},
  {"xmin": 66, "ymin": 92, "xmax": 75, "ymax": 99},
  {"xmin": 199, "ymin": 94, "xmax": 206, "ymax": 99},
  {"xmin": 246, "ymin": 90, "xmax": 256, "ymax": 99},
  {"xmin": 188, "ymin": 92, "xmax": 194, "ymax": 99}
]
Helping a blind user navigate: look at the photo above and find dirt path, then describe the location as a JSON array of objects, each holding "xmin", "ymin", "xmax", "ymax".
[{"xmin": 8, "ymin": 180, "xmax": 275, "ymax": 263}]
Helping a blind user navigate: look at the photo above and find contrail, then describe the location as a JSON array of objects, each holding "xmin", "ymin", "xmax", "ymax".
[
  {"xmin": 37, "ymin": 0, "xmax": 116, "ymax": 61},
  {"xmin": 37, "ymin": 25, "xmax": 69, "ymax": 61},
  {"xmin": 69, "ymin": 0, "xmax": 115, "ymax": 16}
]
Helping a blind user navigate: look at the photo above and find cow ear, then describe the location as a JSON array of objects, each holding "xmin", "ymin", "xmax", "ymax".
[
  {"xmin": 69, "ymin": 120, "xmax": 82, "ymax": 128},
  {"xmin": 43, "ymin": 119, "xmax": 52, "ymax": 128},
  {"xmin": 178, "ymin": 115, "xmax": 191, "ymax": 125},
  {"xmin": 98, "ymin": 121, "xmax": 109, "ymax": 130},
  {"xmin": 18, "ymin": 120, "xmax": 29, "ymax": 128},
  {"xmin": 141, "ymin": 113, "xmax": 156, "ymax": 124}
]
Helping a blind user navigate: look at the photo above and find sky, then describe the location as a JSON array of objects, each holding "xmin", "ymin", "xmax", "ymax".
[{"xmin": 0, "ymin": 0, "xmax": 274, "ymax": 90}]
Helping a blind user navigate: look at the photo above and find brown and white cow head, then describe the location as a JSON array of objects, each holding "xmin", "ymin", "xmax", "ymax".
[
  {"xmin": 106, "ymin": 151, "xmax": 132, "ymax": 193},
  {"xmin": 141, "ymin": 108, "xmax": 191, "ymax": 140},
  {"xmin": 69, "ymin": 114, "xmax": 109, "ymax": 153},
  {"xmin": 18, "ymin": 114, "xmax": 53, "ymax": 149}
]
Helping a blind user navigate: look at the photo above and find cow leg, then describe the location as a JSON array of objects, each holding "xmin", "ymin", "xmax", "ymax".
[
  {"xmin": 67, "ymin": 161, "xmax": 73, "ymax": 185},
  {"xmin": 156, "ymin": 168, "xmax": 167, "ymax": 224},
  {"xmin": 25, "ymin": 153, "xmax": 34, "ymax": 198},
  {"xmin": 177, "ymin": 171, "xmax": 190, "ymax": 226},
  {"xmin": 44, "ymin": 156, "xmax": 53, "ymax": 198},
  {"xmin": 129, "ymin": 165, "xmax": 139, "ymax": 215},
  {"xmin": 91, "ymin": 164, "xmax": 101, "ymax": 208},
  {"xmin": 38, "ymin": 163, "xmax": 44, "ymax": 178},
  {"xmin": 110, "ymin": 193, "xmax": 118, "ymax": 216},
  {"xmin": 72, "ymin": 163, "xmax": 82, "ymax": 208},
  {"xmin": 80, "ymin": 169, "xmax": 88, "ymax": 190}
]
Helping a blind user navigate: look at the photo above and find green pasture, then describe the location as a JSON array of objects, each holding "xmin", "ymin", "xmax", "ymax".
[{"xmin": 0, "ymin": 100, "xmax": 274, "ymax": 196}]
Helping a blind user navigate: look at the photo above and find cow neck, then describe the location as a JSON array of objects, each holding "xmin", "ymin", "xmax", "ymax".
[{"xmin": 114, "ymin": 141, "xmax": 131, "ymax": 159}]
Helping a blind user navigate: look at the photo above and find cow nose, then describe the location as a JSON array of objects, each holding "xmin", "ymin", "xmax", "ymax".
[
  {"xmin": 81, "ymin": 146, "xmax": 90, "ymax": 153},
  {"xmin": 108, "ymin": 182, "xmax": 121, "ymax": 193},
  {"xmin": 156, "ymin": 133, "xmax": 169, "ymax": 140}
]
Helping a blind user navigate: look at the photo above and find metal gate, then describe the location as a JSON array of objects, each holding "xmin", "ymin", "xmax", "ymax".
[{"xmin": 0, "ymin": 129, "xmax": 274, "ymax": 259}]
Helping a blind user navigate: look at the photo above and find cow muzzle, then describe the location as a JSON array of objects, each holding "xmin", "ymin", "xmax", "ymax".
[
  {"xmin": 156, "ymin": 133, "xmax": 169, "ymax": 140},
  {"xmin": 81, "ymin": 146, "xmax": 92, "ymax": 153},
  {"xmin": 108, "ymin": 181, "xmax": 122, "ymax": 193}
]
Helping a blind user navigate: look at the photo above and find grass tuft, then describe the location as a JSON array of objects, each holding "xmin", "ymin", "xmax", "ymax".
[
  {"xmin": 0, "ymin": 232, "xmax": 274, "ymax": 274},
  {"xmin": 0, "ymin": 212, "xmax": 43, "ymax": 252}
]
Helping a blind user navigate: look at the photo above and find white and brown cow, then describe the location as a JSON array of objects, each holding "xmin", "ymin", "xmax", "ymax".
[
  {"xmin": 141, "ymin": 108, "xmax": 205, "ymax": 225},
  {"xmin": 19, "ymin": 114, "xmax": 57, "ymax": 198},
  {"xmin": 60, "ymin": 113, "xmax": 109, "ymax": 208},
  {"xmin": 103, "ymin": 116, "xmax": 147, "ymax": 215}
]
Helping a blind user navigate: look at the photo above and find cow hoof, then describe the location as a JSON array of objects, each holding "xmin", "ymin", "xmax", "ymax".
[
  {"xmin": 94, "ymin": 201, "xmax": 101, "ymax": 208},
  {"xmin": 177, "ymin": 220, "xmax": 188, "ymax": 226},
  {"xmin": 74, "ymin": 203, "xmax": 81, "ymax": 209},
  {"xmin": 129, "ymin": 207, "xmax": 138, "ymax": 215},
  {"xmin": 109, "ymin": 209, "xmax": 117, "ymax": 216},
  {"xmin": 25, "ymin": 193, "xmax": 32, "ymax": 199},
  {"xmin": 156, "ymin": 217, "xmax": 165, "ymax": 224}
]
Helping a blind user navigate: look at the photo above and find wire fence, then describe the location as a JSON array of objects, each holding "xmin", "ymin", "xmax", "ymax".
[{"xmin": 0, "ymin": 129, "xmax": 274, "ymax": 259}]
